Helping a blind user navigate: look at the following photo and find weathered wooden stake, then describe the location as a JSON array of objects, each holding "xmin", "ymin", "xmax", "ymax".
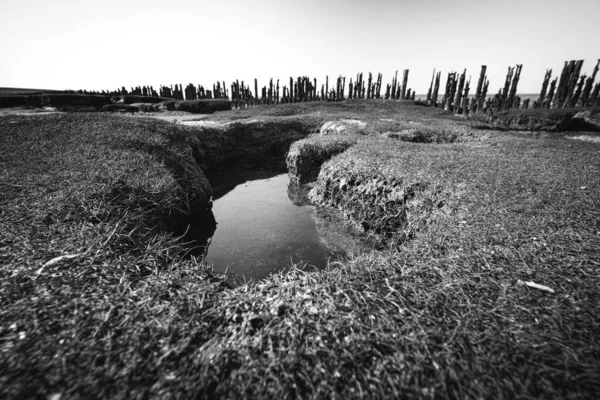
[
  {"xmin": 454, "ymin": 69, "xmax": 466, "ymax": 114},
  {"xmin": 572, "ymin": 75, "xmax": 586, "ymax": 107},
  {"xmin": 461, "ymin": 77, "xmax": 471, "ymax": 114},
  {"xmin": 444, "ymin": 72, "xmax": 456, "ymax": 111},
  {"xmin": 348, "ymin": 78, "xmax": 353, "ymax": 100},
  {"xmin": 581, "ymin": 59, "xmax": 599, "ymax": 106},
  {"xmin": 432, "ymin": 72, "xmax": 441, "ymax": 105},
  {"xmin": 545, "ymin": 78, "xmax": 557, "ymax": 108},
  {"xmin": 427, "ymin": 69, "xmax": 435, "ymax": 103},
  {"xmin": 590, "ymin": 82, "xmax": 600, "ymax": 107},
  {"xmin": 563, "ymin": 60, "xmax": 584, "ymax": 108},
  {"xmin": 554, "ymin": 61, "xmax": 573, "ymax": 107},
  {"xmin": 537, "ymin": 69, "xmax": 552, "ymax": 108},
  {"xmin": 506, "ymin": 64, "xmax": 523, "ymax": 110},
  {"xmin": 401, "ymin": 69, "xmax": 409, "ymax": 100}
]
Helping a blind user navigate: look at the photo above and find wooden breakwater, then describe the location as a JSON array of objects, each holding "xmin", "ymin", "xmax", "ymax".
[{"xmin": 68, "ymin": 59, "xmax": 600, "ymax": 115}]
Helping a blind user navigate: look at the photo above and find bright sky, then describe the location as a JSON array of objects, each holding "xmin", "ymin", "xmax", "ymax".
[{"xmin": 1, "ymin": 0, "xmax": 599, "ymax": 94}]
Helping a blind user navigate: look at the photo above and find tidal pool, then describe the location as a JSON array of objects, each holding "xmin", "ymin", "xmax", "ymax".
[{"xmin": 206, "ymin": 174, "xmax": 334, "ymax": 281}]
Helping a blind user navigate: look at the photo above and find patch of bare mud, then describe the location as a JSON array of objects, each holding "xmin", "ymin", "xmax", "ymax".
[
  {"xmin": 566, "ymin": 135, "xmax": 600, "ymax": 144},
  {"xmin": 0, "ymin": 107, "xmax": 61, "ymax": 117}
]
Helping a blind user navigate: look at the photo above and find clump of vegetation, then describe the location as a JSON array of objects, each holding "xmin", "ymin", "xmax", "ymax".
[
  {"xmin": 286, "ymin": 135, "xmax": 358, "ymax": 185},
  {"xmin": 309, "ymin": 139, "xmax": 460, "ymax": 247},
  {"xmin": 157, "ymin": 99, "xmax": 232, "ymax": 114}
]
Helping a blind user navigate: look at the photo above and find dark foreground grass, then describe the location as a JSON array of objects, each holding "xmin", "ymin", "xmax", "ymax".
[{"xmin": 1, "ymin": 108, "xmax": 600, "ymax": 399}]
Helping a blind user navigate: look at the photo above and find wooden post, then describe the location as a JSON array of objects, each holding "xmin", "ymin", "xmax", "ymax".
[
  {"xmin": 474, "ymin": 66, "xmax": 486, "ymax": 99},
  {"xmin": 461, "ymin": 77, "xmax": 471, "ymax": 114},
  {"xmin": 361, "ymin": 78, "xmax": 365, "ymax": 99},
  {"xmin": 481, "ymin": 79, "xmax": 489, "ymax": 113},
  {"xmin": 444, "ymin": 72, "xmax": 456, "ymax": 111},
  {"xmin": 454, "ymin": 69, "xmax": 466, "ymax": 114},
  {"xmin": 513, "ymin": 97, "xmax": 521, "ymax": 109},
  {"xmin": 546, "ymin": 78, "xmax": 557, "ymax": 108},
  {"xmin": 563, "ymin": 60, "xmax": 584, "ymax": 108},
  {"xmin": 427, "ymin": 69, "xmax": 435, "ymax": 103},
  {"xmin": 294, "ymin": 81, "xmax": 299, "ymax": 103},
  {"xmin": 554, "ymin": 61, "xmax": 573, "ymax": 108},
  {"xmin": 254, "ymin": 79, "xmax": 258, "ymax": 105},
  {"xmin": 347, "ymin": 78, "xmax": 352, "ymax": 100},
  {"xmin": 231, "ymin": 82, "xmax": 236, "ymax": 108},
  {"xmin": 578, "ymin": 60, "xmax": 600, "ymax": 107},
  {"xmin": 581, "ymin": 59, "xmax": 599, "ymax": 106},
  {"xmin": 590, "ymin": 82, "xmax": 600, "ymax": 107},
  {"xmin": 401, "ymin": 69, "xmax": 409, "ymax": 100},
  {"xmin": 500, "ymin": 66, "xmax": 514, "ymax": 109},
  {"xmin": 241, "ymin": 81, "xmax": 245, "ymax": 107},
  {"xmin": 537, "ymin": 69, "xmax": 552, "ymax": 108},
  {"xmin": 506, "ymin": 64, "xmax": 522, "ymax": 110},
  {"xmin": 391, "ymin": 70, "xmax": 398, "ymax": 99},
  {"xmin": 474, "ymin": 65, "xmax": 487, "ymax": 112},
  {"xmin": 572, "ymin": 75, "xmax": 586, "ymax": 107},
  {"xmin": 432, "ymin": 72, "xmax": 441, "ymax": 106},
  {"xmin": 359, "ymin": 73, "xmax": 364, "ymax": 99},
  {"xmin": 296, "ymin": 77, "xmax": 301, "ymax": 102},
  {"xmin": 367, "ymin": 73, "xmax": 372, "ymax": 99},
  {"xmin": 268, "ymin": 78, "xmax": 273, "ymax": 104}
]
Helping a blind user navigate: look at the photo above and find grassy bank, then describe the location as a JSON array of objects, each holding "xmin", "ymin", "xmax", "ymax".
[{"xmin": 1, "ymin": 105, "xmax": 600, "ymax": 399}]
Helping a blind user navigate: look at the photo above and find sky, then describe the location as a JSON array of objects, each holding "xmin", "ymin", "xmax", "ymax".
[{"xmin": 1, "ymin": 0, "xmax": 599, "ymax": 95}]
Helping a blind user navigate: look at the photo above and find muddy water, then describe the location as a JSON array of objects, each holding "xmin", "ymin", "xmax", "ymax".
[{"xmin": 206, "ymin": 174, "xmax": 334, "ymax": 281}]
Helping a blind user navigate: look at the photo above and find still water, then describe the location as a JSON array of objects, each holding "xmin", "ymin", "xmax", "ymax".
[{"xmin": 206, "ymin": 174, "xmax": 333, "ymax": 281}]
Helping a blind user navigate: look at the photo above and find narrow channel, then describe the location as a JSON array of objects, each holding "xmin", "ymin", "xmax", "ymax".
[{"xmin": 204, "ymin": 174, "xmax": 335, "ymax": 282}]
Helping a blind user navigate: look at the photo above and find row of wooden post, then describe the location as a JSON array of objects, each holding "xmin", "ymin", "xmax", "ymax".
[
  {"xmin": 534, "ymin": 59, "xmax": 600, "ymax": 109},
  {"xmin": 82, "ymin": 59, "xmax": 599, "ymax": 114},
  {"xmin": 226, "ymin": 71, "xmax": 414, "ymax": 107}
]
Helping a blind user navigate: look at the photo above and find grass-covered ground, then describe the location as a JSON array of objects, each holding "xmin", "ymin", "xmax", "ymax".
[{"xmin": 1, "ymin": 103, "xmax": 599, "ymax": 399}]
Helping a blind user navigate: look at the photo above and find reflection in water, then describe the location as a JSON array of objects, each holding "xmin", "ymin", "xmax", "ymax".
[
  {"xmin": 287, "ymin": 179, "xmax": 314, "ymax": 206},
  {"xmin": 203, "ymin": 174, "xmax": 334, "ymax": 282}
]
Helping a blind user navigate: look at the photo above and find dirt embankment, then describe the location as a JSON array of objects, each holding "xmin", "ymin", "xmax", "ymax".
[{"xmin": 469, "ymin": 107, "xmax": 600, "ymax": 132}]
